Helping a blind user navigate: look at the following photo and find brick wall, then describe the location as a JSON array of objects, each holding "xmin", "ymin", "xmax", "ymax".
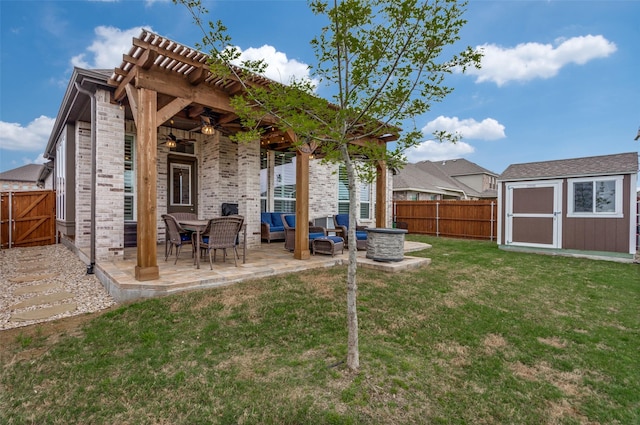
[
  {"xmin": 94, "ymin": 89, "xmax": 125, "ymax": 260},
  {"xmin": 75, "ymin": 121, "xmax": 92, "ymax": 251}
]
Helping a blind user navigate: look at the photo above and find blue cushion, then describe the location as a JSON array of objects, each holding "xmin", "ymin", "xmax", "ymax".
[
  {"xmin": 319, "ymin": 236, "xmax": 343, "ymax": 243},
  {"xmin": 335, "ymin": 214, "xmax": 349, "ymax": 228},
  {"xmin": 261, "ymin": 212, "xmax": 273, "ymax": 226},
  {"xmin": 355, "ymin": 231, "xmax": 368, "ymax": 240},
  {"xmin": 309, "ymin": 232, "xmax": 325, "ymax": 240},
  {"xmin": 269, "ymin": 226, "xmax": 284, "ymax": 232},
  {"xmin": 180, "ymin": 234, "xmax": 191, "ymax": 242},
  {"xmin": 271, "ymin": 213, "xmax": 284, "ymax": 228},
  {"xmin": 202, "ymin": 236, "xmax": 209, "ymax": 243},
  {"xmin": 284, "ymin": 215, "xmax": 296, "ymax": 228}
]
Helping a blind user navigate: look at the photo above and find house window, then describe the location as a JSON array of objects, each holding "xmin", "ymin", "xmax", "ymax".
[
  {"xmin": 273, "ymin": 152, "xmax": 296, "ymax": 213},
  {"xmin": 55, "ymin": 138, "xmax": 66, "ymax": 220},
  {"xmin": 260, "ymin": 150, "xmax": 268, "ymax": 212},
  {"xmin": 170, "ymin": 163, "xmax": 192, "ymax": 206},
  {"xmin": 567, "ymin": 176, "xmax": 623, "ymax": 218},
  {"xmin": 124, "ymin": 134, "xmax": 135, "ymax": 221},
  {"xmin": 338, "ymin": 165, "xmax": 371, "ymax": 220}
]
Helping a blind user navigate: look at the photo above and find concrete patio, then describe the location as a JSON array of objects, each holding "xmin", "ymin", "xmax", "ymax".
[{"xmin": 94, "ymin": 240, "xmax": 432, "ymax": 302}]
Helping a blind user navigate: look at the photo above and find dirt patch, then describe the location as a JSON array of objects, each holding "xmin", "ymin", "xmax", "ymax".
[
  {"xmin": 482, "ymin": 333, "xmax": 508, "ymax": 355},
  {"xmin": 0, "ymin": 309, "xmax": 115, "ymax": 364},
  {"xmin": 538, "ymin": 336, "xmax": 568, "ymax": 349}
]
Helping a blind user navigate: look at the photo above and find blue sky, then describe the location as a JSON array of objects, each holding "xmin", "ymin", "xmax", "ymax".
[{"xmin": 1, "ymin": 0, "xmax": 639, "ymax": 185}]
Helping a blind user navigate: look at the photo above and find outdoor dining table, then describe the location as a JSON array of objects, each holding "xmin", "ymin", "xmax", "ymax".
[
  {"xmin": 177, "ymin": 219, "xmax": 208, "ymax": 269},
  {"xmin": 178, "ymin": 218, "xmax": 247, "ymax": 269}
]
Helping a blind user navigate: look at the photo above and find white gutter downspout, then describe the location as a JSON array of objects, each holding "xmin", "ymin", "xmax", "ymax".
[{"xmin": 74, "ymin": 82, "xmax": 97, "ymax": 274}]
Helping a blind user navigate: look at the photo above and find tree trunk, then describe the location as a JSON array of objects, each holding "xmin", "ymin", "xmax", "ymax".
[{"xmin": 343, "ymin": 151, "xmax": 360, "ymax": 370}]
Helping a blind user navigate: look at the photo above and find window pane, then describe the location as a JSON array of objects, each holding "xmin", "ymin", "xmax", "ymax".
[
  {"xmin": 171, "ymin": 164, "xmax": 191, "ymax": 205},
  {"xmin": 573, "ymin": 182, "xmax": 593, "ymax": 212},
  {"xmin": 595, "ymin": 180, "xmax": 615, "ymax": 212},
  {"xmin": 360, "ymin": 202, "xmax": 370, "ymax": 219},
  {"xmin": 273, "ymin": 152, "xmax": 296, "ymax": 209},
  {"xmin": 274, "ymin": 199, "xmax": 296, "ymax": 213},
  {"xmin": 124, "ymin": 196, "xmax": 134, "ymax": 220}
]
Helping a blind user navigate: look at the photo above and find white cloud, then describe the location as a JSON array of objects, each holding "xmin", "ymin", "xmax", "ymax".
[
  {"xmin": 23, "ymin": 154, "xmax": 48, "ymax": 165},
  {"xmin": 71, "ymin": 26, "xmax": 146, "ymax": 69},
  {"xmin": 233, "ymin": 45, "xmax": 319, "ymax": 87},
  {"xmin": 404, "ymin": 140, "xmax": 475, "ymax": 163},
  {"xmin": 0, "ymin": 116, "xmax": 55, "ymax": 152},
  {"xmin": 467, "ymin": 35, "xmax": 617, "ymax": 86},
  {"xmin": 421, "ymin": 116, "xmax": 505, "ymax": 140}
]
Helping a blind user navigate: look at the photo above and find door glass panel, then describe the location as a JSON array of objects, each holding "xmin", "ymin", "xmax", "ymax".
[{"xmin": 170, "ymin": 163, "xmax": 192, "ymax": 206}]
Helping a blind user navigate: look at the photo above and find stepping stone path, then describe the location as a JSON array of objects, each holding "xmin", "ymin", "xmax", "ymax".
[{"xmin": 1, "ymin": 245, "xmax": 116, "ymax": 330}]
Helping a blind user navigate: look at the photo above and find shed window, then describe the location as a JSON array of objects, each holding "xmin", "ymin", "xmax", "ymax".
[{"xmin": 567, "ymin": 176, "xmax": 623, "ymax": 218}]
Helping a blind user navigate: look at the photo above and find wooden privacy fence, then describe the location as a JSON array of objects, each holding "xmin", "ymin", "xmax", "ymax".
[
  {"xmin": 0, "ymin": 190, "xmax": 56, "ymax": 249},
  {"xmin": 394, "ymin": 200, "xmax": 498, "ymax": 241}
]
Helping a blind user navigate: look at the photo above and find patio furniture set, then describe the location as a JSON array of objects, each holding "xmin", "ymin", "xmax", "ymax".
[
  {"xmin": 162, "ymin": 213, "xmax": 246, "ymax": 270},
  {"xmin": 164, "ymin": 212, "xmax": 370, "ymax": 269}
]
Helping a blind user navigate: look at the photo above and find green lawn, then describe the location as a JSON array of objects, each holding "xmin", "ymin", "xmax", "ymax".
[{"xmin": 2, "ymin": 236, "xmax": 639, "ymax": 424}]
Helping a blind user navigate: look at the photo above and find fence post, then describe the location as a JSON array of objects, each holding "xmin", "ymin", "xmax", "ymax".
[
  {"xmin": 490, "ymin": 201, "xmax": 495, "ymax": 242},
  {"xmin": 8, "ymin": 191, "xmax": 13, "ymax": 249},
  {"xmin": 436, "ymin": 202, "xmax": 440, "ymax": 237}
]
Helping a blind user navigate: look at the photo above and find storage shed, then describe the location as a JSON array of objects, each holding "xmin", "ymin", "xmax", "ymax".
[{"xmin": 497, "ymin": 152, "xmax": 639, "ymax": 260}]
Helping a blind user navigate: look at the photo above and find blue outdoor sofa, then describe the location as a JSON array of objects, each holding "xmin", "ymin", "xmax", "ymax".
[{"xmin": 260, "ymin": 212, "xmax": 286, "ymax": 243}]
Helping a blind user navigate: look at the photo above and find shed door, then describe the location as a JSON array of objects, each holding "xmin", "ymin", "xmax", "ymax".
[{"xmin": 505, "ymin": 180, "xmax": 562, "ymax": 249}]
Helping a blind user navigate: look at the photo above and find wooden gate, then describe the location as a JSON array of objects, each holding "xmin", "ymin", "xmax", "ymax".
[{"xmin": 0, "ymin": 190, "xmax": 56, "ymax": 249}]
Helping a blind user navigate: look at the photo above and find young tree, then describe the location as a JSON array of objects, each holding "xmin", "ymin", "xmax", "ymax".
[{"xmin": 177, "ymin": 0, "xmax": 481, "ymax": 370}]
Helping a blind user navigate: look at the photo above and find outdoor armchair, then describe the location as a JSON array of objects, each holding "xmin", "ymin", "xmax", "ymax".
[
  {"xmin": 281, "ymin": 214, "xmax": 328, "ymax": 252},
  {"xmin": 334, "ymin": 213, "xmax": 368, "ymax": 250}
]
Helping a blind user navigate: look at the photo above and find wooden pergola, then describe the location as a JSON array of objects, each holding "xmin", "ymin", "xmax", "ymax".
[{"xmin": 108, "ymin": 31, "xmax": 394, "ymax": 281}]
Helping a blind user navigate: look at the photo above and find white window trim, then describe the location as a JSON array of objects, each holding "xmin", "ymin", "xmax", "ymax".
[{"xmin": 567, "ymin": 175, "xmax": 624, "ymax": 218}]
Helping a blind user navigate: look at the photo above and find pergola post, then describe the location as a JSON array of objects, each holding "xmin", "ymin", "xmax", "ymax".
[
  {"xmin": 376, "ymin": 160, "xmax": 388, "ymax": 228},
  {"xmin": 294, "ymin": 148, "xmax": 311, "ymax": 259},
  {"xmin": 134, "ymin": 87, "xmax": 159, "ymax": 281}
]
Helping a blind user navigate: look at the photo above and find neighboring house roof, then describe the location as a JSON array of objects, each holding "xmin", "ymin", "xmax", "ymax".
[
  {"xmin": 394, "ymin": 161, "xmax": 495, "ymax": 198},
  {"xmin": 393, "ymin": 162, "xmax": 458, "ymax": 196},
  {"xmin": 500, "ymin": 152, "xmax": 639, "ymax": 181},
  {"xmin": 0, "ymin": 164, "xmax": 43, "ymax": 182},
  {"xmin": 432, "ymin": 158, "xmax": 499, "ymax": 178}
]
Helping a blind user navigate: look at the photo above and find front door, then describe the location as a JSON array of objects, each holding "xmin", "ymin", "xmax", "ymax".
[
  {"xmin": 505, "ymin": 180, "xmax": 562, "ymax": 249},
  {"xmin": 167, "ymin": 155, "xmax": 198, "ymax": 216}
]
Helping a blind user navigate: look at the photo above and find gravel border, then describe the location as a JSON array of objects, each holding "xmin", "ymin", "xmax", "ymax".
[{"xmin": 1, "ymin": 244, "xmax": 117, "ymax": 331}]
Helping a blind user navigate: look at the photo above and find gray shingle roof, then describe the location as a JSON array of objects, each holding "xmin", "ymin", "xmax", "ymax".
[
  {"xmin": 0, "ymin": 164, "xmax": 43, "ymax": 182},
  {"xmin": 433, "ymin": 158, "xmax": 498, "ymax": 177},
  {"xmin": 500, "ymin": 152, "xmax": 639, "ymax": 181}
]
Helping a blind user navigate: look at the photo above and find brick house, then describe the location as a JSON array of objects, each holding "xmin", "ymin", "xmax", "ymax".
[{"xmin": 40, "ymin": 31, "xmax": 394, "ymax": 282}]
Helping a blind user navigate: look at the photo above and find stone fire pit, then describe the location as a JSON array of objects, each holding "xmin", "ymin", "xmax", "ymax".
[{"xmin": 365, "ymin": 228, "xmax": 408, "ymax": 262}]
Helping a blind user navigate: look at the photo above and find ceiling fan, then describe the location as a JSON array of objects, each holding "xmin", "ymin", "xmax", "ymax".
[
  {"xmin": 188, "ymin": 108, "xmax": 235, "ymax": 136},
  {"xmin": 165, "ymin": 120, "xmax": 196, "ymax": 148}
]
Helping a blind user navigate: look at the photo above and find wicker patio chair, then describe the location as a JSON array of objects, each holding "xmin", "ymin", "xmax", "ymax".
[
  {"xmin": 162, "ymin": 214, "xmax": 194, "ymax": 264},
  {"xmin": 334, "ymin": 213, "xmax": 368, "ymax": 250},
  {"xmin": 197, "ymin": 216, "xmax": 244, "ymax": 269},
  {"xmin": 281, "ymin": 214, "xmax": 328, "ymax": 252}
]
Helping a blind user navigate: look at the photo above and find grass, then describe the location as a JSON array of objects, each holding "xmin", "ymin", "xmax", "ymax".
[{"xmin": 1, "ymin": 236, "xmax": 639, "ymax": 424}]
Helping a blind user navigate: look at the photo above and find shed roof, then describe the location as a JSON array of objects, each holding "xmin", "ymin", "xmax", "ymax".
[
  {"xmin": 0, "ymin": 164, "xmax": 43, "ymax": 182},
  {"xmin": 499, "ymin": 152, "xmax": 639, "ymax": 181}
]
